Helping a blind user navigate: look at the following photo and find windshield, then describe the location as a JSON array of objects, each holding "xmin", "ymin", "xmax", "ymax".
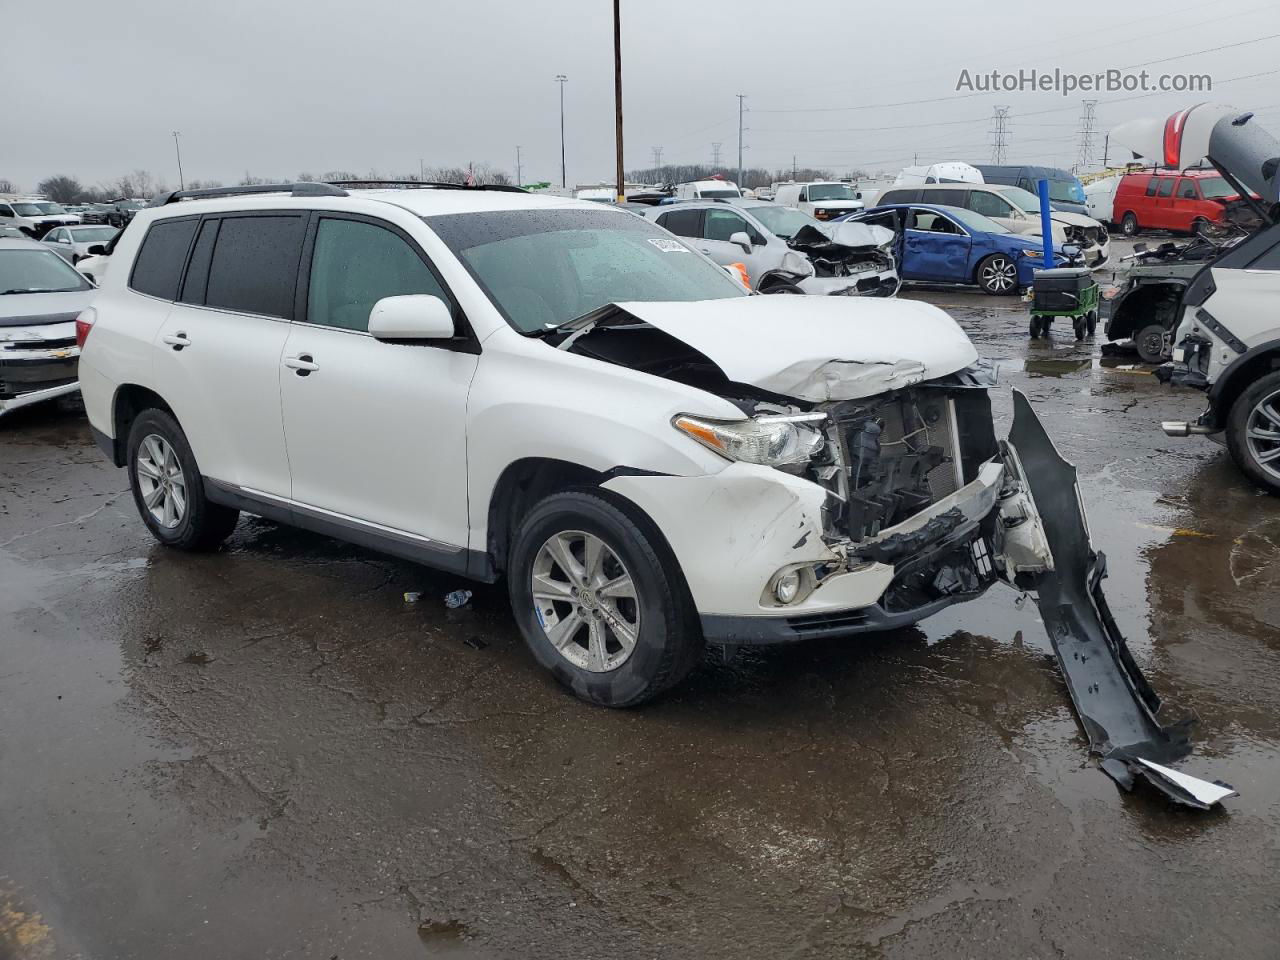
[
  {"xmin": 70, "ymin": 226, "xmax": 118, "ymax": 242},
  {"xmin": 426, "ymin": 208, "xmax": 746, "ymax": 333},
  {"xmin": 11, "ymin": 204, "xmax": 45, "ymax": 216},
  {"xmin": 998, "ymin": 187, "xmax": 1043, "ymax": 214},
  {"xmin": 750, "ymin": 205, "xmax": 818, "ymax": 239},
  {"xmin": 35, "ymin": 202, "xmax": 67, "ymax": 215},
  {"xmin": 0, "ymin": 249, "xmax": 94, "ymax": 294},
  {"xmin": 806, "ymin": 183, "xmax": 856, "ymax": 201},
  {"xmin": 1199, "ymin": 177, "xmax": 1236, "ymax": 199},
  {"xmin": 119, "ymin": 200, "xmax": 145, "ymax": 210},
  {"xmin": 697, "ymin": 189, "xmax": 740, "ymax": 198},
  {"xmin": 939, "ymin": 205, "xmax": 1010, "ymax": 234},
  {"xmin": 1047, "ymin": 179, "xmax": 1085, "ymax": 204}
]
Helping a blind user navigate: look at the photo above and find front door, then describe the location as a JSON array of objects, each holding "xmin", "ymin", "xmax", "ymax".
[
  {"xmin": 696, "ymin": 207, "xmax": 773, "ymax": 285},
  {"xmin": 903, "ymin": 208, "xmax": 973, "ymax": 282},
  {"xmin": 279, "ymin": 214, "xmax": 478, "ymax": 552}
]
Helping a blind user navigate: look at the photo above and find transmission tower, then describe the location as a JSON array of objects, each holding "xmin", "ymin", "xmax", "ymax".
[
  {"xmin": 1075, "ymin": 100, "xmax": 1098, "ymax": 173},
  {"xmin": 711, "ymin": 142, "xmax": 723, "ymax": 167},
  {"xmin": 651, "ymin": 145, "xmax": 663, "ymax": 170},
  {"xmin": 990, "ymin": 106, "xmax": 1010, "ymax": 164}
]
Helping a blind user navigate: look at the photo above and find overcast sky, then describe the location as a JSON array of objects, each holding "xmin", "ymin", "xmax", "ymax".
[{"xmin": 6, "ymin": 0, "xmax": 1280, "ymax": 191}]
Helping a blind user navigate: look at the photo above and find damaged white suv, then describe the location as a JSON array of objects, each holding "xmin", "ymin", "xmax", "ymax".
[{"xmin": 77, "ymin": 182, "xmax": 1096, "ymax": 708}]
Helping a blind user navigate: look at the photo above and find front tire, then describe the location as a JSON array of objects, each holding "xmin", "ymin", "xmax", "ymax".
[
  {"xmin": 508, "ymin": 490, "xmax": 703, "ymax": 707},
  {"xmin": 127, "ymin": 409, "xmax": 240, "ymax": 550},
  {"xmin": 1226, "ymin": 372, "xmax": 1280, "ymax": 495},
  {"xmin": 976, "ymin": 254, "xmax": 1018, "ymax": 295}
]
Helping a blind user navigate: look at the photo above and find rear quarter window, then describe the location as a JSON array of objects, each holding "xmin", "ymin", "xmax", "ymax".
[
  {"xmin": 129, "ymin": 218, "xmax": 199, "ymax": 300},
  {"xmin": 879, "ymin": 189, "xmax": 919, "ymax": 205}
]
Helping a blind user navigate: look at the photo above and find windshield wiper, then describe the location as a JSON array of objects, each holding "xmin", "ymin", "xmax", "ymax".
[{"xmin": 0, "ymin": 288, "xmax": 48, "ymax": 295}]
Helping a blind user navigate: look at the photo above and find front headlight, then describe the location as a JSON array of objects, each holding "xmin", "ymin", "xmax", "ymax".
[
  {"xmin": 1022, "ymin": 248, "xmax": 1043, "ymax": 258},
  {"xmin": 673, "ymin": 413, "xmax": 826, "ymax": 466}
]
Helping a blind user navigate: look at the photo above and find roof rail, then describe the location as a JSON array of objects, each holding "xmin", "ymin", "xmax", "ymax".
[
  {"xmin": 327, "ymin": 179, "xmax": 528, "ymax": 194},
  {"xmin": 147, "ymin": 182, "xmax": 349, "ymax": 207}
]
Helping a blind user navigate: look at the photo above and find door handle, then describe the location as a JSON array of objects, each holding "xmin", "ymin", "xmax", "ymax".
[
  {"xmin": 284, "ymin": 354, "xmax": 319, "ymax": 376},
  {"xmin": 161, "ymin": 332, "xmax": 191, "ymax": 350}
]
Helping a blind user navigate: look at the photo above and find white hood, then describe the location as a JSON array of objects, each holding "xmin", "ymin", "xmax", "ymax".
[{"xmin": 611, "ymin": 295, "xmax": 978, "ymax": 402}]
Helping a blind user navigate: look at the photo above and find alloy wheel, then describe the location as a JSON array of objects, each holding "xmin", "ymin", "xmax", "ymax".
[
  {"xmin": 981, "ymin": 257, "xmax": 1016, "ymax": 293},
  {"xmin": 1245, "ymin": 389, "xmax": 1280, "ymax": 482},
  {"xmin": 136, "ymin": 434, "xmax": 187, "ymax": 529},
  {"xmin": 530, "ymin": 530, "xmax": 640, "ymax": 672}
]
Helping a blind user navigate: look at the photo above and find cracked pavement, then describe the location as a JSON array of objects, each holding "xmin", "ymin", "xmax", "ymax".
[{"xmin": 3, "ymin": 266, "xmax": 1280, "ymax": 958}]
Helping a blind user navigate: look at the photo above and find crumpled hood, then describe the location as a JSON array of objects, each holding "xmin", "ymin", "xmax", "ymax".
[
  {"xmin": 611, "ymin": 295, "xmax": 978, "ymax": 402},
  {"xmin": 792, "ymin": 221, "xmax": 894, "ymax": 250},
  {"xmin": 1049, "ymin": 211, "xmax": 1099, "ymax": 229}
]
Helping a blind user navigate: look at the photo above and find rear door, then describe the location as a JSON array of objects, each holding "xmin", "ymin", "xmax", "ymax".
[
  {"xmin": 903, "ymin": 208, "xmax": 972, "ymax": 282},
  {"xmin": 151, "ymin": 212, "xmax": 302, "ymax": 495},
  {"xmin": 279, "ymin": 213, "xmax": 477, "ymax": 552}
]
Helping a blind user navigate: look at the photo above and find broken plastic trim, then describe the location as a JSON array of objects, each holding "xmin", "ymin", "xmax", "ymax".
[{"xmin": 1008, "ymin": 390, "xmax": 1236, "ymax": 809}]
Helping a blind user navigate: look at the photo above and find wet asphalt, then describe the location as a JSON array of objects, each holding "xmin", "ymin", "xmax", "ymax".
[{"xmin": 3, "ymin": 243, "xmax": 1280, "ymax": 958}]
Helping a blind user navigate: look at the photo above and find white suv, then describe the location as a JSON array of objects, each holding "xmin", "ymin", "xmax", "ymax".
[{"xmin": 78, "ymin": 182, "xmax": 1095, "ymax": 706}]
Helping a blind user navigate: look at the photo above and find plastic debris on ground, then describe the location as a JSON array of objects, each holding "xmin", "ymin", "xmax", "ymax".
[{"xmin": 444, "ymin": 589, "xmax": 473, "ymax": 609}]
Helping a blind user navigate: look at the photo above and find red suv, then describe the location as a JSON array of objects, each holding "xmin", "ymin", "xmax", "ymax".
[{"xmin": 1112, "ymin": 170, "xmax": 1250, "ymax": 236}]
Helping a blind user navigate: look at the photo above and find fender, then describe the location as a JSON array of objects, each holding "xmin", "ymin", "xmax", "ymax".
[{"xmin": 1203, "ymin": 337, "xmax": 1280, "ymax": 428}]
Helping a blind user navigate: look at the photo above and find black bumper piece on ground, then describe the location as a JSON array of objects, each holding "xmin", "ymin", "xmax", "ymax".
[{"xmin": 1009, "ymin": 389, "xmax": 1234, "ymax": 809}]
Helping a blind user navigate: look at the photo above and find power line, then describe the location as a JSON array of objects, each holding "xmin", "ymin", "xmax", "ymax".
[{"xmin": 1115, "ymin": 32, "xmax": 1280, "ymax": 70}]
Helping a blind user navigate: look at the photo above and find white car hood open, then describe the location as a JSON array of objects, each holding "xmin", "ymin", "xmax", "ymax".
[{"xmin": 610, "ymin": 295, "xmax": 978, "ymax": 402}]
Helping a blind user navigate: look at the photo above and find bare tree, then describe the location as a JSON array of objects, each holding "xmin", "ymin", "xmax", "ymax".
[
  {"xmin": 37, "ymin": 175, "xmax": 85, "ymax": 203},
  {"xmin": 186, "ymin": 179, "xmax": 224, "ymax": 190},
  {"xmin": 0, "ymin": 178, "xmax": 17, "ymax": 195},
  {"xmin": 100, "ymin": 170, "xmax": 168, "ymax": 199}
]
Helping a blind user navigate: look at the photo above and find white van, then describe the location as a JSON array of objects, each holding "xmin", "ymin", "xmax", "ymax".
[
  {"xmin": 673, "ymin": 179, "xmax": 742, "ymax": 200},
  {"xmin": 771, "ymin": 181, "xmax": 864, "ymax": 221},
  {"xmin": 893, "ymin": 162, "xmax": 984, "ymax": 186},
  {"xmin": 1084, "ymin": 176, "xmax": 1121, "ymax": 226}
]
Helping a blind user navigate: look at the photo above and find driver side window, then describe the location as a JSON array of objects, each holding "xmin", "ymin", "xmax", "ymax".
[
  {"xmin": 968, "ymin": 191, "xmax": 1012, "ymax": 218},
  {"xmin": 307, "ymin": 217, "xmax": 450, "ymax": 333},
  {"xmin": 909, "ymin": 210, "xmax": 961, "ymax": 234},
  {"xmin": 703, "ymin": 209, "xmax": 760, "ymax": 244}
]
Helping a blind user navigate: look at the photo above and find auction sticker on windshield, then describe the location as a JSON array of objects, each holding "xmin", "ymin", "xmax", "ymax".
[{"xmin": 647, "ymin": 238, "xmax": 689, "ymax": 253}]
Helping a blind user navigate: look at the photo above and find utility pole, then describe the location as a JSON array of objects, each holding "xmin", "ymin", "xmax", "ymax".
[
  {"xmin": 172, "ymin": 130, "xmax": 184, "ymax": 191},
  {"xmin": 711, "ymin": 142, "xmax": 722, "ymax": 168},
  {"xmin": 1101, "ymin": 132, "xmax": 1110, "ymax": 169},
  {"xmin": 1075, "ymin": 99, "xmax": 1098, "ymax": 173},
  {"xmin": 990, "ymin": 106, "xmax": 1010, "ymax": 165},
  {"xmin": 419, "ymin": 158, "xmax": 425, "ymax": 182},
  {"xmin": 792, "ymin": 154, "xmax": 796, "ymax": 178},
  {"xmin": 735, "ymin": 94, "xmax": 746, "ymax": 187},
  {"xmin": 555, "ymin": 74, "xmax": 568, "ymax": 188},
  {"xmin": 650, "ymin": 146, "xmax": 663, "ymax": 171},
  {"xmin": 515, "ymin": 146, "xmax": 522, "ymax": 187},
  {"xmin": 612, "ymin": 0, "xmax": 625, "ymax": 203}
]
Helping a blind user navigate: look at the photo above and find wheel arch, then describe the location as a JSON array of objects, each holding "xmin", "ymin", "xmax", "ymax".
[
  {"xmin": 1105, "ymin": 281, "xmax": 1185, "ymax": 341},
  {"xmin": 1207, "ymin": 340, "xmax": 1280, "ymax": 429},
  {"xmin": 108, "ymin": 384, "xmax": 176, "ymax": 467}
]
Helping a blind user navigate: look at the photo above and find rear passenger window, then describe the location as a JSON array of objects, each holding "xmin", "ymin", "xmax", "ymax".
[
  {"xmin": 1157, "ymin": 178, "xmax": 1175, "ymax": 197},
  {"xmin": 306, "ymin": 217, "xmax": 449, "ymax": 333},
  {"xmin": 1145, "ymin": 178, "xmax": 1160, "ymax": 197},
  {"xmin": 657, "ymin": 208, "xmax": 701, "ymax": 237},
  {"xmin": 179, "ymin": 218, "xmax": 219, "ymax": 304},
  {"xmin": 204, "ymin": 215, "xmax": 306, "ymax": 318},
  {"xmin": 130, "ymin": 218, "xmax": 198, "ymax": 300},
  {"xmin": 880, "ymin": 189, "xmax": 919, "ymax": 204}
]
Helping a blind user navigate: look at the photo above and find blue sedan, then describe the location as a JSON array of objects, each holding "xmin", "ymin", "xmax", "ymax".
[{"xmin": 835, "ymin": 203, "xmax": 1071, "ymax": 295}]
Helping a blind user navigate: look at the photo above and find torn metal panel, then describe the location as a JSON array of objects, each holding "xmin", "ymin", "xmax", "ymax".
[{"xmin": 1006, "ymin": 389, "xmax": 1234, "ymax": 809}]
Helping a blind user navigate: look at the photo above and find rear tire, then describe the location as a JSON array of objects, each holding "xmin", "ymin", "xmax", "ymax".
[
  {"xmin": 761, "ymin": 280, "xmax": 805, "ymax": 295},
  {"xmin": 126, "ymin": 409, "xmax": 240, "ymax": 550},
  {"xmin": 1134, "ymin": 323, "xmax": 1167, "ymax": 364},
  {"xmin": 508, "ymin": 490, "xmax": 703, "ymax": 707},
  {"xmin": 1226, "ymin": 372, "xmax": 1280, "ymax": 495},
  {"xmin": 1121, "ymin": 212, "xmax": 1139, "ymax": 236}
]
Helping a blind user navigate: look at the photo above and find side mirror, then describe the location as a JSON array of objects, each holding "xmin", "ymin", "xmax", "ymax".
[
  {"xmin": 86, "ymin": 244, "xmax": 106, "ymax": 255},
  {"xmin": 368, "ymin": 294, "xmax": 455, "ymax": 341},
  {"xmin": 728, "ymin": 230, "xmax": 753, "ymax": 254}
]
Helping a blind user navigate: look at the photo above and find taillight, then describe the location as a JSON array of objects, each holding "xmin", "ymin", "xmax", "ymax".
[{"xmin": 75, "ymin": 306, "xmax": 96, "ymax": 349}]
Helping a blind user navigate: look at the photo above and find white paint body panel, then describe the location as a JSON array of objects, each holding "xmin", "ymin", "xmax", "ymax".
[
  {"xmin": 1175, "ymin": 266, "xmax": 1280, "ymax": 384},
  {"xmin": 611, "ymin": 295, "xmax": 977, "ymax": 401}
]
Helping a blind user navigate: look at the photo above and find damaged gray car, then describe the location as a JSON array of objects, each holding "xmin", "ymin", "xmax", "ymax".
[{"xmin": 645, "ymin": 198, "xmax": 900, "ymax": 296}]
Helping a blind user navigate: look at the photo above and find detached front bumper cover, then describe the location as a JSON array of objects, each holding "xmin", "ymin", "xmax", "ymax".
[{"xmin": 1007, "ymin": 389, "xmax": 1236, "ymax": 809}]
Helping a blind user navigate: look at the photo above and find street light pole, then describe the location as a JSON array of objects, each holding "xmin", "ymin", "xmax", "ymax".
[
  {"xmin": 555, "ymin": 74, "xmax": 568, "ymax": 189},
  {"xmin": 613, "ymin": 0, "xmax": 624, "ymax": 204},
  {"xmin": 735, "ymin": 94, "xmax": 745, "ymax": 189},
  {"xmin": 515, "ymin": 145, "xmax": 522, "ymax": 187},
  {"xmin": 172, "ymin": 130, "xmax": 184, "ymax": 191}
]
